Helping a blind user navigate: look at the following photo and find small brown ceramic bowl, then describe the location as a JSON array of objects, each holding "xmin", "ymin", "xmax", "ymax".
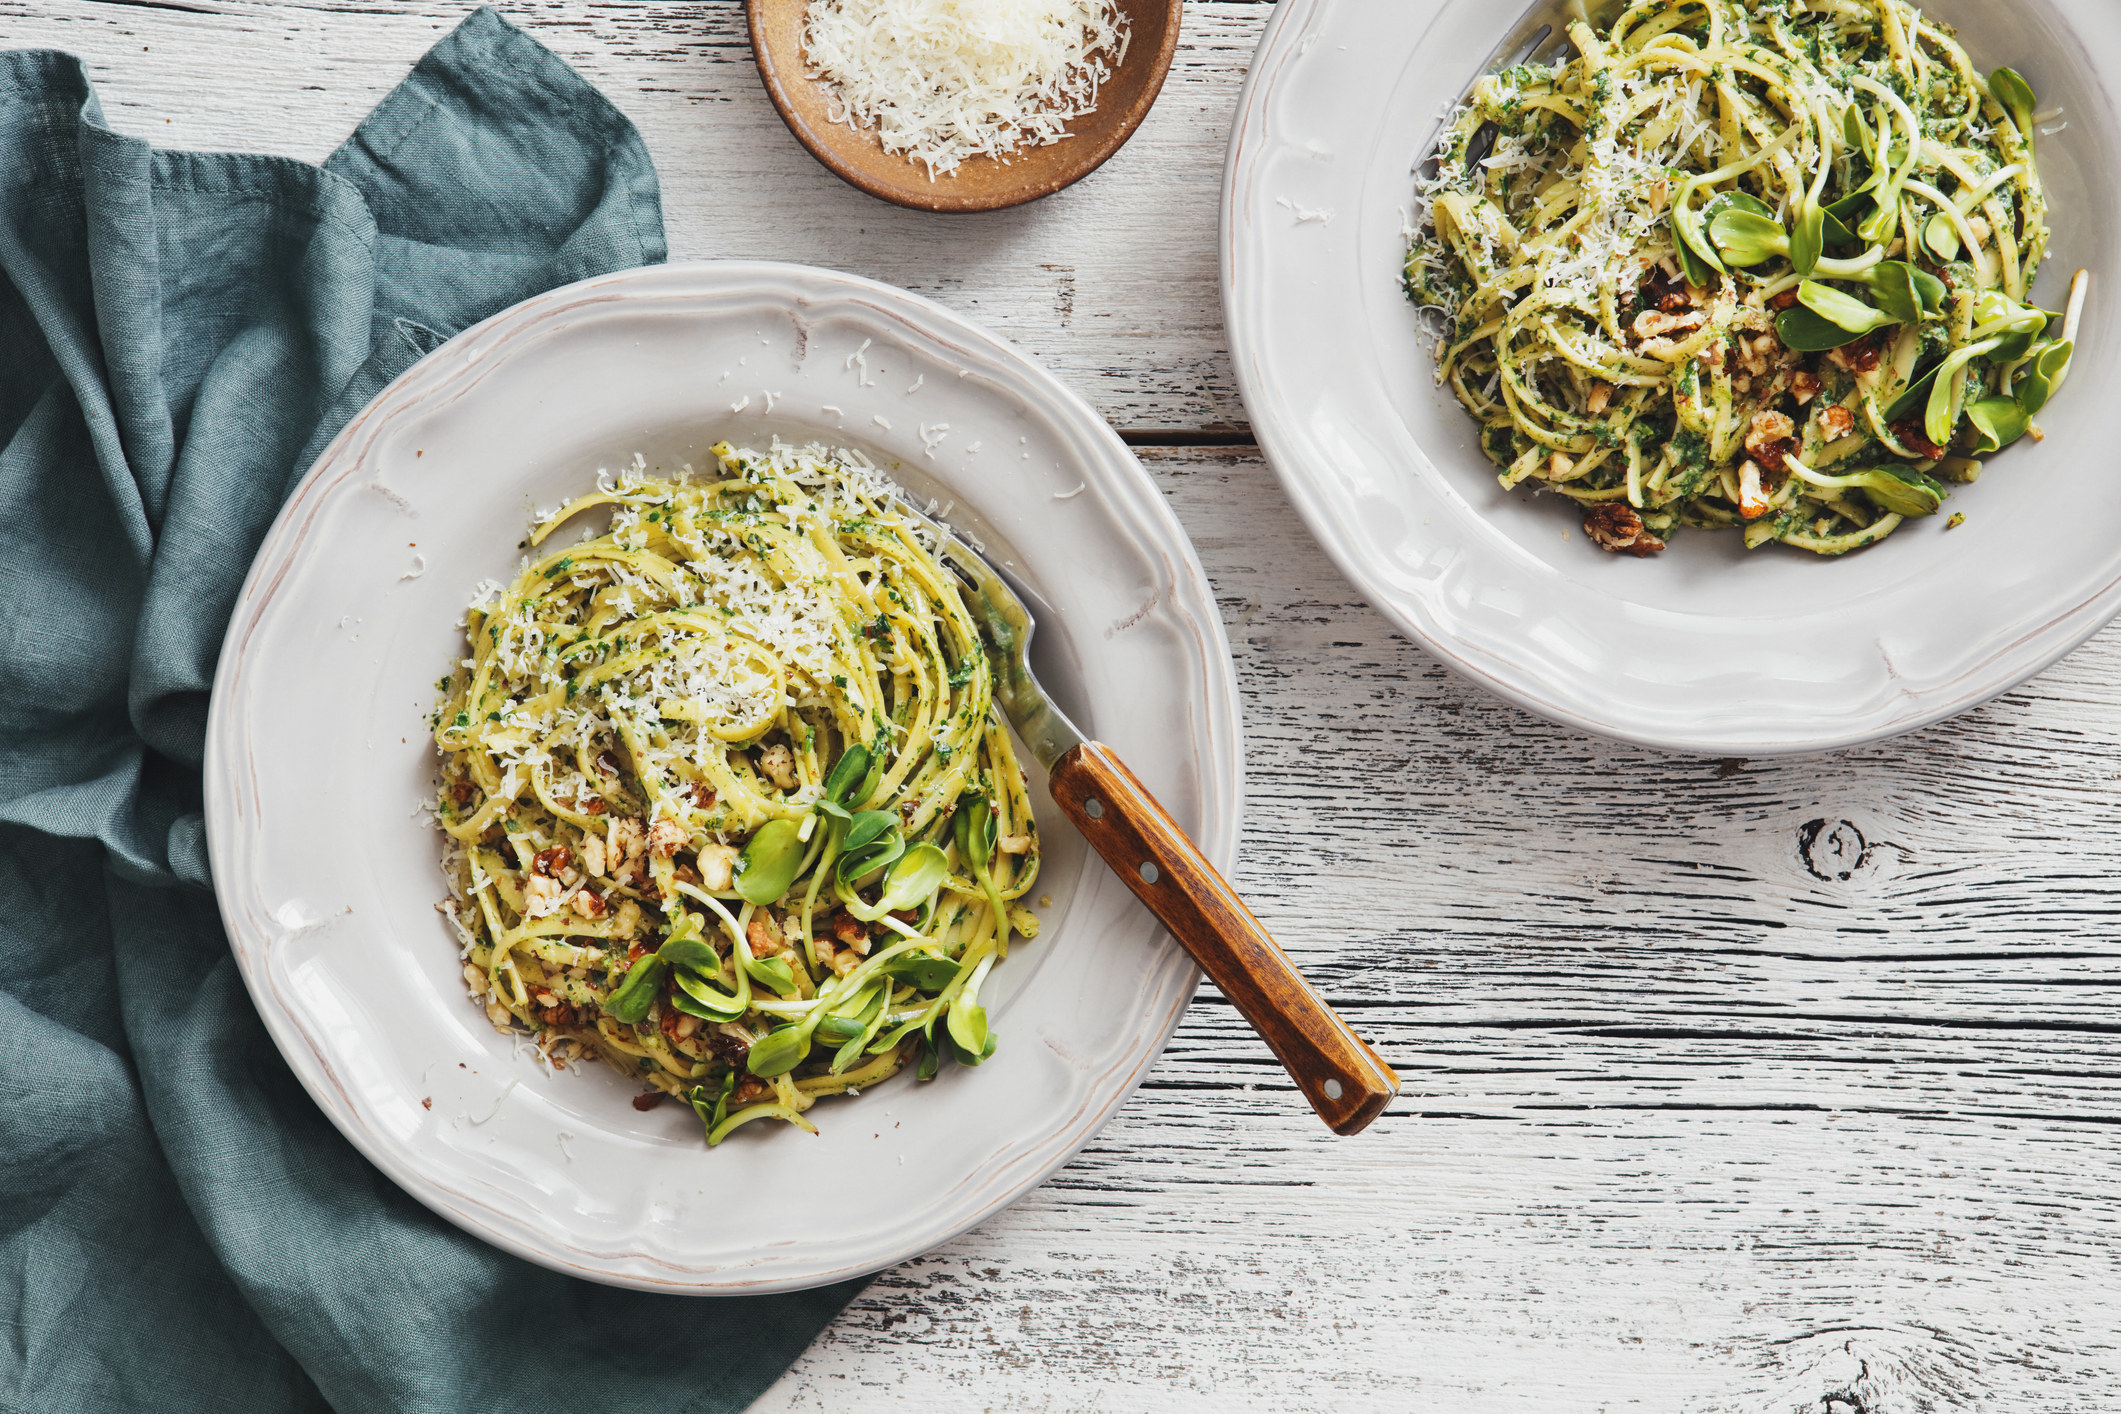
[{"xmin": 749, "ymin": 0, "xmax": 1181, "ymax": 213}]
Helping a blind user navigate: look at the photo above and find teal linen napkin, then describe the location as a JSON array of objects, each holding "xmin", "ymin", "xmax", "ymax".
[{"xmin": 0, "ymin": 10, "xmax": 859, "ymax": 1410}]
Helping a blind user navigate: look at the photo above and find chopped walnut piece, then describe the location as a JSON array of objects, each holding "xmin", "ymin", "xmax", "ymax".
[
  {"xmin": 755, "ymin": 742, "xmax": 798, "ymax": 791},
  {"xmin": 696, "ymin": 842, "xmax": 737, "ymax": 891},
  {"xmin": 1890, "ymin": 419, "xmax": 1945, "ymax": 461},
  {"xmin": 707, "ymin": 1024, "xmax": 753, "ymax": 1066},
  {"xmin": 1745, "ymin": 410, "xmax": 1797, "ymax": 461},
  {"xmin": 531, "ymin": 845, "xmax": 572, "ymax": 878},
  {"xmin": 1549, "ymin": 451, "xmax": 1575, "ymax": 478},
  {"xmin": 1738, "ymin": 460, "xmax": 1777, "ymax": 520},
  {"xmin": 747, "ymin": 909, "xmax": 787, "ymax": 959},
  {"xmin": 522, "ymin": 872, "xmax": 565, "ymax": 918},
  {"xmin": 1633, "ymin": 308, "xmax": 1705, "ymax": 340},
  {"xmin": 830, "ymin": 912, "xmax": 872, "ymax": 957},
  {"xmin": 578, "ymin": 833, "xmax": 607, "ymax": 878},
  {"xmin": 1817, "ymin": 404, "xmax": 1857, "ymax": 441},
  {"xmin": 1826, "ymin": 335, "xmax": 1881, "ymax": 374},
  {"xmin": 732, "ymin": 1076, "xmax": 771, "ymax": 1106},
  {"xmin": 570, "ymin": 889, "xmax": 608, "ymax": 920},
  {"xmin": 1582, "ymin": 503, "xmax": 1666, "ymax": 557},
  {"xmin": 647, "ymin": 817, "xmax": 687, "ymax": 858},
  {"xmin": 1641, "ymin": 265, "xmax": 1693, "ymax": 313},
  {"xmin": 997, "ymin": 832, "xmax": 1032, "ymax": 855},
  {"xmin": 1790, "ymin": 371, "xmax": 1822, "ymax": 405},
  {"xmin": 1770, "ymin": 289, "xmax": 1801, "ymax": 310},
  {"xmin": 689, "ymin": 781, "xmax": 717, "ymax": 810},
  {"xmin": 1585, "ymin": 382, "xmax": 1613, "ymax": 415}
]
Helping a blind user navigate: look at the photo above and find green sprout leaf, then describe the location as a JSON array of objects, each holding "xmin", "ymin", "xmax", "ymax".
[
  {"xmin": 1965, "ymin": 397, "xmax": 2032, "ymax": 453},
  {"xmin": 884, "ymin": 955, "xmax": 962, "ymax": 992},
  {"xmin": 601, "ymin": 956, "xmax": 667, "ymax": 1024},
  {"xmin": 835, "ymin": 809, "xmax": 905, "ymax": 887},
  {"xmin": 735, "ymin": 818, "xmax": 808, "ymax": 905},
  {"xmin": 1789, "ymin": 201, "xmax": 1826, "ymax": 276},
  {"xmin": 1989, "ymin": 68, "xmax": 2038, "ymax": 145},
  {"xmin": 819, "ymin": 743, "xmax": 871, "ymax": 812},
  {"xmin": 1708, "ymin": 209, "xmax": 1788, "ymax": 268},
  {"xmin": 1856, "ymin": 465, "xmax": 1946, "ymax": 517},
  {"xmin": 1776, "ymin": 306, "xmax": 1869, "ymax": 352},
  {"xmin": 1842, "ymin": 104, "xmax": 1874, "ymax": 164},
  {"xmin": 745, "ymin": 1024, "xmax": 811, "ymax": 1077},
  {"xmin": 1855, "ymin": 262, "xmax": 1940, "ymax": 325},
  {"xmin": 657, "ymin": 935, "xmax": 721, "ymax": 974},
  {"xmin": 670, "ymin": 965, "xmax": 746, "ymax": 1021},
  {"xmin": 742, "ymin": 951, "xmax": 800, "ymax": 996},
  {"xmin": 1797, "ymin": 280, "xmax": 1897, "ymax": 336},
  {"xmin": 1922, "ymin": 212, "xmax": 1961, "ymax": 262},
  {"xmin": 2017, "ymin": 339, "xmax": 2074, "ymax": 415}
]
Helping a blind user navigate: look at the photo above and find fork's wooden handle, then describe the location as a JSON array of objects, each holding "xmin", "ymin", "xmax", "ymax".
[{"xmin": 1048, "ymin": 742, "xmax": 1399, "ymax": 1135}]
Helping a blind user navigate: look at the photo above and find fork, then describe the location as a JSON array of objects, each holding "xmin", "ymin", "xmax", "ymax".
[{"xmin": 916, "ymin": 510, "xmax": 1401, "ymax": 1137}]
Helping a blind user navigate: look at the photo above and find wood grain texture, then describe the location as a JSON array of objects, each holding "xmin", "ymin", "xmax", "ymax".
[
  {"xmin": 16, "ymin": 3, "xmax": 2121, "ymax": 1409},
  {"xmin": 1050, "ymin": 740, "xmax": 1398, "ymax": 1134}
]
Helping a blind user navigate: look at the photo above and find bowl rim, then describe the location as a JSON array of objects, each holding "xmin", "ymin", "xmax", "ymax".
[
  {"xmin": 202, "ymin": 258, "xmax": 1243, "ymax": 1291},
  {"xmin": 748, "ymin": 0, "xmax": 1182, "ymax": 214},
  {"xmin": 1220, "ymin": 0, "xmax": 2119, "ymax": 757}
]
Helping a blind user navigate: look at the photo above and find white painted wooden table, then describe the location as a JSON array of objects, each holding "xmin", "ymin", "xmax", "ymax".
[{"xmin": 19, "ymin": 2, "xmax": 2121, "ymax": 1408}]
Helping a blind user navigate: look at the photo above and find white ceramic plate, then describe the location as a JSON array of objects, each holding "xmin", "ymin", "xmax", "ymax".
[
  {"xmin": 1224, "ymin": 0, "xmax": 2117, "ymax": 755},
  {"xmin": 203, "ymin": 261, "xmax": 1240, "ymax": 1293}
]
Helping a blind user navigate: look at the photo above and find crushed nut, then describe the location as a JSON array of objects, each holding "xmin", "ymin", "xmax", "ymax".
[
  {"xmin": 1826, "ymin": 335, "xmax": 1881, "ymax": 375},
  {"xmin": 1745, "ymin": 410, "xmax": 1797, "ymax": 461},
  {"xmin": 531, "ymin": 845, "xmax": 571, "ymax": 877},
  {"xmin": 1738, "ymin": 459, "xmax": 1777, "ymax": 520},
  {"xmin": 997, "ymin": 832, "xmax": 1032, "ymax": 855},
  {"xmin": 647, "ymin": 817, "xmax": 687, "ymax": 858},
  {"xmin": 1582, "ymin": 503, "xmax": 1666, "ymax": 557},
  {"xmin": 1632, "ymin": 307, "xmax": 1705, "ymax": 340},
  {"xmin": 522, "ymin": 872, "xmax": 566, "ymax": 918},
  {"xmin": 830, "ymin": 912, "xmax": 872, "ymax": 957},
  {"xmin": 747, "ymin": 910, "xmax": 787, "ymax": 959},
  {"xmin": 732, "ymin": 1076, "xmax": 771, "ymax": 1106},
  {"xmin": 570, "ymin": 889, "xmax": 608, "ymax": 919},
  {"xmin": 1817, "ymin": 404, "xmax": 1857, "ymax": 441},
  {"xmin": 1549, "ymin": 451, "xmax": 1575, "ymax": 477},
  {"xmin": 1790, "ymin": 370, "xmax": 1822, "ymax": 405},
  {"xmin": 1585, "ymin": 381, "xmax": 1613, "ymax": 415},
  {"xmin": 697, "ymin": 842, "xmax": 738, "ymax": 891},
  {"xmin": 1770, "ymin": 289, "xmax": 1800, "ymax": 310},
  {"xmin": 578, "ymin": 833, "xmax": 607, "ymax": 878},
  {"xmin": 755, "ymin": 742, "xmax": 798, "ymax": 791},
  {"xmin": 1890, "ymin": 418, "xmax": 1945, "ymax": 461}
]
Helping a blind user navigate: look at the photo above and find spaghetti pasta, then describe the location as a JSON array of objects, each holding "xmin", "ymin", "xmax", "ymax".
[
  {"xmin": 1404, "ymin": 0, "xmax": 2084, "ymax": 556},
  {"xmin": 430, "ymin": 439, "xmax": 1040, "ymax": 1143}
]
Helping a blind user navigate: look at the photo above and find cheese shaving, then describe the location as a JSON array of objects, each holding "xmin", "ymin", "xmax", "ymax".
[{"xmin": 802, "ymin": 0, "xmax": 1129, "ymax": 180}]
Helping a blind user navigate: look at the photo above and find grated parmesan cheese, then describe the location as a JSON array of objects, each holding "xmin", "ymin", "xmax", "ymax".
[{"xmin": 802, "ymin": 0, "xmax": 1129, "ymax": 180}]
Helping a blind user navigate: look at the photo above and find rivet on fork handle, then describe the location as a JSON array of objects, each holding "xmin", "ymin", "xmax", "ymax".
[{"xmin": 1048, "ymin": 741, "xmax": 1399, "ymax": 1135}]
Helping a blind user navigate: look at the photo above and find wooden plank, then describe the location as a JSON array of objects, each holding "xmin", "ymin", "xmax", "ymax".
[
  {"xmin": 15, "ymin": 3, "xmax": 2121, "ymax": 1406},
  {"xmin": 749, "ymin": 446, "xmax": 2121, "ymax": 1412},
  {"xmin": 2, "ymin": 0, "xmax": 1268, "ymax": 431}
]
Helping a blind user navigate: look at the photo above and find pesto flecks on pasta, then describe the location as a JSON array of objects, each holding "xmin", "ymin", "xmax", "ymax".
[
  {"xmin": 1404, "ymin": 0, "xmax": 2085, "ymax": 557},
  {"xmin": 431, "ymin": 440, "xmax": 1040, "ymax": 1145}
]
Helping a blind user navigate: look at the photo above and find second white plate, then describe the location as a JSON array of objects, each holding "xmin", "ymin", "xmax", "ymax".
[
  {"xmin": 1223, "ymin": 0, "xmax": 2119, "ymax": 755},
  {"xmin": 204, "ymin": 260, "xmax": 1240, "ymax": 1293}
]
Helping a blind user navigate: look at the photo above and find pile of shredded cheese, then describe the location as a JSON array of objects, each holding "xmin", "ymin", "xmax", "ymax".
[{"xmin": 802, "ymin": 0, "xmax": 1130, "ymax": 180}]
